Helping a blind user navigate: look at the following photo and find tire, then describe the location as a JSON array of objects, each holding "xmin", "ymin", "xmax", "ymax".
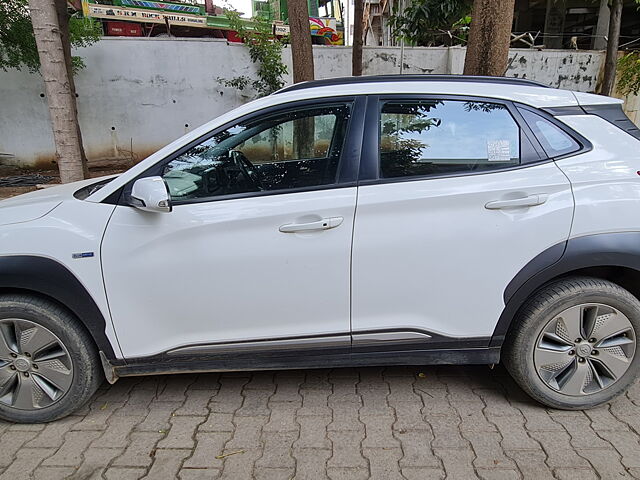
[
  {"xmin": 503, "ymin": 276, "xmax": 640, "ymax": 410},
  {"xmin": 0, "ymin": 294, "xmax": 103, "ymax": 423}
]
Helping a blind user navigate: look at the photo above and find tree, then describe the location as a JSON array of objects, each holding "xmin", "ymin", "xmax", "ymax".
[
  {"xmin": 0, "ymin": 0, "xmax": 100, "ymax": 72},
  {"xmin": 352, "ymin": 0, "xmax": 364, "ymax": 75},
  {"xmin": 463, "ymin": 0, "xmax": 515, "ymax": 76},
  {"xmin": 611, "ymin": 0, "xmax": 640, "ymax": 97},
  {"xmin": 287, "ymin": 0, "xmax": 315, "ymax": 156},
  {"xmin": 219, "ymin": 10, "xmax": 287, "ymax": 97},
  {"xmin": 28, "ymin": 0, "xmax": 87, "ymax": 182},
  {"xmin": 617, "ymin": 51, "xmax": 640, "ymax": 97},
  {"xmin": 601, "ymin": 0, "xmax": 623, "ymax": 96},
  {"xmin": 0, "ymin": 0, "xmax": 99, "ymax": 182},
  {"xmin": 288, "ymin": 0, "xmax": 314, "ymax": 82},
  {"xmin": 390, "ymin": 0, "xmax": 471, "ymax": 47}
]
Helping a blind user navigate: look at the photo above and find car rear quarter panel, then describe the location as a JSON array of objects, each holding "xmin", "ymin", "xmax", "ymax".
[{"xmin": 554, "ymin": 115, "xmax": 640, "ymax": 237}]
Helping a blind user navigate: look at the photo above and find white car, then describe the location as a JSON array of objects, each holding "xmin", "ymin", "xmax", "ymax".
[{"xmin": 1, "ymin": 75, "xmax": 640, "ymax": 422}]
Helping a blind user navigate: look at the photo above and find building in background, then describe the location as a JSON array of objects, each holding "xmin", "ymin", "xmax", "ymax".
[
  {"xmin": 363, "ymin": 0, "xmax": 396, "ymax": 46},
  {"xmin": 362, "ymin": 0, "xmax": 640, "ymax": 49},
  {"xmin": 514, "ymin": 0, "xmax": 639, "ymax": 50},
  {"xmin": 80, "ymin": 0, "xmax": 242, "ymax": 39}
]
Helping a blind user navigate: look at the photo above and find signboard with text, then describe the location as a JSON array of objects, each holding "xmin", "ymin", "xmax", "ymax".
[{"xmin": 83, "ymin": 2, "xmax": 208, "ymax": 28}]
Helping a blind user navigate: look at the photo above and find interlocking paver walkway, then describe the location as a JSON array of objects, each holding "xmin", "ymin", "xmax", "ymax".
[{"xmin": 2, "ymin": 365, "xmax": 640, "ymax": 479}]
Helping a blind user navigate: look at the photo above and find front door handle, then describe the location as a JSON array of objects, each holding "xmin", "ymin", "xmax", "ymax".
[
  {"xmin": 279, "ymin": 216, "xmax": 344, "ymax": 233},
  {"xmin": 485, "ymin": 194, "xmax": 548, "ymax": 210}
]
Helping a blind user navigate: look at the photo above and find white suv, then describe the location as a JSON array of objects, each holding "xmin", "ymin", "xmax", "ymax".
[{"xmin": 2, "ymin": 75, "xmax": 640, "ymax": 422}]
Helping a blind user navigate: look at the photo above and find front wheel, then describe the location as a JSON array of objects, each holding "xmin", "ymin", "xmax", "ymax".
[
  {"xmin": 503, "ymin": 277, "xmax": 640, "ymax": 410},
  {"xmin": 0, "ymin": 295, "xmax": 103, "ymax": 423}
]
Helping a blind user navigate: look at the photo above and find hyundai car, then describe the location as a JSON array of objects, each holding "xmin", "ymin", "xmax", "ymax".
[{"xmin": 1, "ymin": 75, "xmax": 640, "ymax": 422}]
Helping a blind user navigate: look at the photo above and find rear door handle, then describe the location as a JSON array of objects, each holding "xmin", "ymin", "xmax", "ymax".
[
  {"xmin": 485, "ymin": 194, "xmax": 548, "ymax": 210},
  {"xmin": 279, "ymin": 216, "xmax": 344, "ymax": 233}
]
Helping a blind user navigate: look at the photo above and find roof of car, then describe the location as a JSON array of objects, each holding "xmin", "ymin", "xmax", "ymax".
[
  {"xmin": 270, "ymin": 76, "xmax": 620, "ymax": 111},
  {"xmin": 275, "ymin": 75, "xmax": 551, "ymax": 94}
]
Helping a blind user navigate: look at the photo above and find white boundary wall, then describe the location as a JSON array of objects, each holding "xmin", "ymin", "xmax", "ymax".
[{"xmin": 0, "ymin": 38, "xmax": 611, "ymax": 167}]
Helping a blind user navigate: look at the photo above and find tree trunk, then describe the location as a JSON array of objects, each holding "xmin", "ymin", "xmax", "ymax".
[
  {"xmin": 55, "ymin": 0, "xmax": 89, "ymax": 178},
  {"xmin": 288, "ymin": 0, "xmax": 314, "ymax": 83},
  {"xmin": 542, "ymin": 0, "xmax": 566, "ymax": 49},
  {"xmin": 463, "ymin": 0, "xmax": 516, "ymax": 76},
  {"xmin": 601, "ymin": 0, "xmax": 623, "ymax": 96},
  {"xmin": 593, "ymin": 0, "xmax": 610, "ymax": 50},
  {"xmin": 29, "ymin": 0, "xmax": 86, "ymax": 183},
  {"xmin": 352, "ymin": 0, "xmax": 364, "ymax": 76},
  {"xmin": 288, "ymin": 0, "xmax": 315, "ymax": 154}
]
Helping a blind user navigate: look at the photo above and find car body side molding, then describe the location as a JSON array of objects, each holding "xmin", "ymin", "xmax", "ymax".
[
  {"xmin": 113, "ymin": 347, "xmax": 500, "ymax": 377},
  {"xmin": 0, "ymin": 255, "xmax": 116, "ymax": 359},
  {"xmin": 493, "ymin": 232, "xmax": 640, "ymax": 347}
]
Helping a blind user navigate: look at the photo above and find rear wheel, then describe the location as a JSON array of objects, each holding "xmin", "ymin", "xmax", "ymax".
[
  {"xmin": 0, "ymin": 295, "xmax": 103, "ymax": 422},
  {"xmin": 504, "ymin": 277, "xmax": 640, "ymax": 409}
]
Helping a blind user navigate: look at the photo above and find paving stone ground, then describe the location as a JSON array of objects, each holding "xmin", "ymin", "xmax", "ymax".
[{"xmin": 2, "ymin": 365, "xmax": 640, "ymax": 479}]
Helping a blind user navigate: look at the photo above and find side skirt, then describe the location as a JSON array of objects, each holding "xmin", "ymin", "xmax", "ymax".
[{"xmin": 112, "ymin": 346, "xmax": 501, "ymax": 378}]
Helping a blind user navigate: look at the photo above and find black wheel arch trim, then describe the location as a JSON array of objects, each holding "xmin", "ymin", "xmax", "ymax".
[
  {"xmin": 493, "ymin": 232, "xmax": 640, "ymax": 347},
  {"xmin": 0, "ymin": 255, "xmax": 117, "ymax": 359}
]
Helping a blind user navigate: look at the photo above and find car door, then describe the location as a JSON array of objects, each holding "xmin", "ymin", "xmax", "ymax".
[
  {"xmin": 351, "ymin": 95, "xmax": 575, "ymax": 349},
  {"xmin": 101, "ymin": 97, "xmax": 365, "ymax": 359}
]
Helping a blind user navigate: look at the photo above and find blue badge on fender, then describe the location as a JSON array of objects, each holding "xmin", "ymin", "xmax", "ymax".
[{"xmin": 72, "ymin": 252, "xmax": 95, "ymax": 259}]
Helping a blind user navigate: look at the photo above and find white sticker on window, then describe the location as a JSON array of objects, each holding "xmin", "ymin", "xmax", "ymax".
[{"xmin": 487, "ymin": 140, "xmax": 511, "ymax": 162}]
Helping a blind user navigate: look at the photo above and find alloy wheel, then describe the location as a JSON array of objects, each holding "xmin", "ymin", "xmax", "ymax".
[
  {"xmin": 534, "ymin": 303, "xmax": 636, "ymax": 396},
  {"xmin": 0, "ymin": 319, "xmax": 73, "ymax": 410}
]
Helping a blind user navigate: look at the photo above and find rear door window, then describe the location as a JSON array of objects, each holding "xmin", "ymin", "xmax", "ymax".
[{"xmin": 379, "ymin": 99, "xmax": 522, "ymax": 179}]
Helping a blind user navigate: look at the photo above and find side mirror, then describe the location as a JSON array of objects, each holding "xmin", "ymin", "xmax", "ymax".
[{"xmin": 130, "ymin": 177, "xmax": 172, "ymax": 213}]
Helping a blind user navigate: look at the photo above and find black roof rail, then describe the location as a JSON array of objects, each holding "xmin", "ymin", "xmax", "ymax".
[{"xmin": 274, "ymin": 74, "xmax": 551, "ymax": 95}]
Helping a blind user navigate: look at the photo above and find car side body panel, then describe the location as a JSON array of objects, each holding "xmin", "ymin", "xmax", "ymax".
[
  {"xmin": 0, "ymin": 196, "xmax": 122, "ymax": 359},
  {"xmin": 101, "ymin": 187, "xmax": 359, "ymax": 358},
  {"xmin": 351, "ymin": 161, "xmax": 574, "ymax": 339}
]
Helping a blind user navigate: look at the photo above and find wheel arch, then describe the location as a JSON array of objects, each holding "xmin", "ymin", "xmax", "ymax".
[
  {"xmin": 0, "ymin": 256, "xmax": 117, "ymax": 359},
  {"xmin": 493, "ymin": 232, "xmax": 640, "ymax": 348}
]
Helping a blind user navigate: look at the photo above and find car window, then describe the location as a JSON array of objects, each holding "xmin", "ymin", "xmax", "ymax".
[
  {"xmin": 379, "ymin": 99, "xmax": 521, "ymax": 179},
  {"xmin": 162, "ymin": 103, "xmax": 351, "ymax": 201},
  {"xmin": 518, "ymin": 108, "xmax": 580, "ymax": 158}
]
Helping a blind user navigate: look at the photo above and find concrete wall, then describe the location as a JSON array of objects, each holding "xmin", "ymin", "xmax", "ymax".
[
  {"xmin": 619, "ymin": 91, "xmax": 640, "ymax": 126},
  {"xmin": 0, "ymin": 38, "xmax": 617, "ymax": 167}
]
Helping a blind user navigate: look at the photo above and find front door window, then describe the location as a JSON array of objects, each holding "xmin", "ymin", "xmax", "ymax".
[{"xmin": 162, "ymin": 104, "xmax": 352, "ymax": 201}]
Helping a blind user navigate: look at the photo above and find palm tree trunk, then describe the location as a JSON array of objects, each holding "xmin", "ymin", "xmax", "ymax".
[{"xmin": 29, "ymin": 0, "xmax": 87, "ymax": 182}]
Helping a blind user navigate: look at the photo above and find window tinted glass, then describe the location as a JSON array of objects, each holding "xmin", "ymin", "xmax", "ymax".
[
  {"xmin": 379, "ymin": 100, "xmax": 520, "ymax": 179},
  {"xmin": 163, "ymin": 104, "xmax": 351, "ymax": 201},
  {"xmin": 519, "ymin": 108, "xmax": 580, "ymax": 158}
]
